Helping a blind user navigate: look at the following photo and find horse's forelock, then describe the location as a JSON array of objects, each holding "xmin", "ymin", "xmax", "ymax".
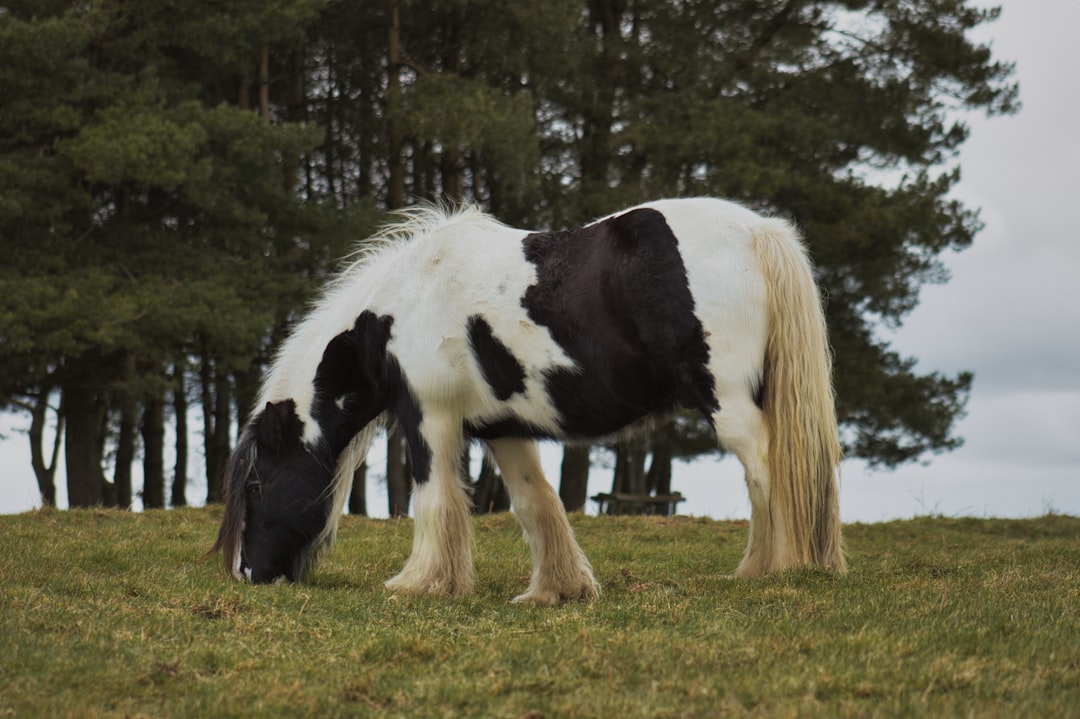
[{"xmin": 210, "ymin": 429, "xmax": 257, "ymax": 579}]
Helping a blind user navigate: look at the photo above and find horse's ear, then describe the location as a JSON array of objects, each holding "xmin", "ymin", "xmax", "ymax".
[{"xmin": 254, "ymin": 400, "xmax": 305, "ymax": 457}]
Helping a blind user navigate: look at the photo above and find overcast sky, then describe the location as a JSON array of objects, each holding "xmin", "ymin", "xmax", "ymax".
[{"xmin": 1, "ymin": 1, "xmax": 1077, "ymax": 519}]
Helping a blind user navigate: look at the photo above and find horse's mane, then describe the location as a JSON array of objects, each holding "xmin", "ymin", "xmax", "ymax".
[
  {"xmin": 256, "ymin": 202, "xmax": 498, "ymax": 413},
  {"xmin": 327, "ymin": 202, "xmax": 496, "ymax": 294},
  {"xmin": 208, "ymin": 425, "xmax": 257, "ymax": 579},
  {"xmin": 217, "ymin": 201, "xmax": 504, "ymax": 579}
]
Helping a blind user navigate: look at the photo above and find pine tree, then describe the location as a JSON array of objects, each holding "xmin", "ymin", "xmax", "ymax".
[
  {"xmin": 1, "ymin": 1, "xmax": 1018, "ymax": 509},
  {"xmin": 0, "ymin": 0, "xmax": 363, "ymax": 505}
]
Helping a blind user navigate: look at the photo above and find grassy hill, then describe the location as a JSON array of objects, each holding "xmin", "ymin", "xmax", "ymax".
[{"xmin": 1, "ymin": 507, "xmax": 1078, "ymax": 718}]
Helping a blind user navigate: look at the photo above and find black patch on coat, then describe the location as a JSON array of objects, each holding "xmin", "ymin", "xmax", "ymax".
[
  {"xmin": 386, "ymin": 352, "xmax": 432, "ymax": 484},
  {"xmin": 464, "ymin": 415, "xmax": 553, "ymax": 441},
  {"xmin": 310, "ymin": 310, "xmax": 432, "ymax": 484},
  {"xmin": 467, "ymin": 314, "xmax": 527, "ymax": 401},
  {"xmin": 521, "ymin": 207, "xmax": 717, "ymax": 439},
  {"xmin": 311, "ymin": 311, "xmax": 395, "ymax": 454}
]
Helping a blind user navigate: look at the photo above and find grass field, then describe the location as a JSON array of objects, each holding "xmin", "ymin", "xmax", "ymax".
[{"xmin": 1, "ymin": 507, "xmax": 1078, "ymax": 718}]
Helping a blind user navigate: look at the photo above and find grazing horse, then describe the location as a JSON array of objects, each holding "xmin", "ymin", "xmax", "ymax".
[{"xmin": 210, "ymin": 198, "xmax": 845, "ymax": 604}]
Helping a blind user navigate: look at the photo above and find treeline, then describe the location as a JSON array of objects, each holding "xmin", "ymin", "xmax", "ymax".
[{"xmin": 0, "ymin": 0, "xmax": 1016, "ymax": 511}]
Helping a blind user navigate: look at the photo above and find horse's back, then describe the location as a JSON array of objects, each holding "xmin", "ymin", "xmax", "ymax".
[
  {"xmin": 354, "ymin": 199, "xmax": 783, "ymax": 441},
  {"xmin": 633, "ymin": 199, "xmax": 773, "ymax": 393},
  {"xmin": 364, "ymin": 215, "xmax": 564, "ymax": 420},
  {"xmin": 630, "ymin": 198, "xmax": 773, "ymax": 331}
]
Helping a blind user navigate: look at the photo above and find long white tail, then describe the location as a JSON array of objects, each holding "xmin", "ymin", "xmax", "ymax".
[{"xmin": 752, "ymin": 219, "xmax": 846, "ymax": 573}]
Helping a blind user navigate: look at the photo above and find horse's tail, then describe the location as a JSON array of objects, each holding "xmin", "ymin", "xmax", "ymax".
[{"xmin": 752, "ymin": 218, "xmax": 846, "ymax": 573}]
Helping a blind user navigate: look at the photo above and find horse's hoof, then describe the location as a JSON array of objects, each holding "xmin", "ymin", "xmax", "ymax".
[
  {"xmin": 511, "ymin": 577, "xmax": 600, "ymax": 605},
  {"xmin": 385, "ymin": 573, "xmax": 473, "ymax": 598}
]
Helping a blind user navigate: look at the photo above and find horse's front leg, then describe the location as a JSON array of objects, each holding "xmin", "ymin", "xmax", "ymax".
[
  {"xmin": 486, "ymin": 438, "xmax": 599, "ymax": 605},
  {"xmin": 385, "ymin": 412, "xmax": 474, "ymax": 597}
]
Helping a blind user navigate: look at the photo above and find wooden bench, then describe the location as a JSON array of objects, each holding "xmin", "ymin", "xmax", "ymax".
[{"xmin": 591, "ymin": 492, "xmax": 686, "ymax": 516}]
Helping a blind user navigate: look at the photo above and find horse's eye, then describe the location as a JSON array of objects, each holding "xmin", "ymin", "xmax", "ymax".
[{"xmin": 246, "ymin": 483, "xmax": 262, "ymax": 499}]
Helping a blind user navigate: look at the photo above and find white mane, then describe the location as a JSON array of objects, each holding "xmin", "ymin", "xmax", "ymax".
[
  {"xmin": 268, "ymin": 203, "xmax": 510, "ymax": 553},
  {"xmin": 327, "ymin": 202, "xmax": 496, "ymax": 296},
  {"xmin": 255, "ymin": 203, "xmax": 503, "ymax": 432}
]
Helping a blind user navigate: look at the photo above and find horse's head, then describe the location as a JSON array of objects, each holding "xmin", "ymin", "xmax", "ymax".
[
  {"xmin": 210, "ymin": 311, "xmax": 398, "ymax": 584},
  {"xmin": 212, "ymin": 399, "xmax": 333, "ymax": 584}
]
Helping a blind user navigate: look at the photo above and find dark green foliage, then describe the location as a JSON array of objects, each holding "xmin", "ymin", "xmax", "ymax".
[
  {"xmin": 0, "ymin": 1, "xmax": 377, "ymax": 505},
  {"xmin": 0, "ymin": 0, "xmax": 1018, "ymax": 506}
]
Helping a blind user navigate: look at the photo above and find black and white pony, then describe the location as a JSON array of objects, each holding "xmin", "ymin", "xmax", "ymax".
[{"xmin": 211, "ymin": 198, "xmax": 845, "ymax": 604}]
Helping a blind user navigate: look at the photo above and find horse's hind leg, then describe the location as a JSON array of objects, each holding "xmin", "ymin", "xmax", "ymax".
[
  {"xmin": 486, "ymin": 438, "xmax": 599, "ymax": 605},
  {"xmin": 385, "ymin": 412, "xmax": 475, "ymax": 597},
  {"xmin": 712, "ymin": 393, "xmax": 791, "ymax": 578}
]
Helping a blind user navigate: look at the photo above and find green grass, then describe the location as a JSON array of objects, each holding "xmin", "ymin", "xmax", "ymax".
[{"xmin": 2, "ymin": 508, "xmax": 1078, "ymax": 718}]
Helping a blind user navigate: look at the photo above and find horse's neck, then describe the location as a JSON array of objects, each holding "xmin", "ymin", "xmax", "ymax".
[{"xmin": 258, "ymin": 295, "xmax": 371, "ymax": 440}]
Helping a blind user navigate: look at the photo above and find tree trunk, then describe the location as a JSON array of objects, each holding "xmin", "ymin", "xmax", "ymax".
[
  {"xmin": 386, "ymin": 0, "xmax": 405, "ymax": 210},
  {"xmin": 414, "ymin": 140, "xmax": 435, "ymax": 200},
  {"xmin": 611, "ymin": 437, "xmax": 647, "ymax": 496},
  {"xmin": 348, "ymin": 462, "xmax": 367, "ymax": 516},
  {"xmin": 172, "ymin": 364, "xmax": 188, "ymax": 508},
  {"xmin": 114, "ymin": 353, "xmax": 137, "ymax": 509},
  {"xmin": 437, "ymin": 13, "xmax": 464, "ymax": 202},
  {"xmin": 210, "ymin": 365, "xmax": 231, "ymax": 500},
  {"xmin": 141, "ymin": 393, "xmax": 165, "ymax": 509},
  {"xmin": 471, "ymin": 450, "xmax": 509, "ymax": 514},
  {"xmin": 237, "ymin": 75, "xmax": 251, "ymax": 111},
  {"xmin": 63, "ymin": 380, "xmax": 108, "ymax": 508},
  {"xmin": 580, "ymin": 0, "xmax": 623, "ymax": 206},
  {"xmin": 233, "ymin": 362, "xmax": 261, "ymax": 431},
  {"xmin": 441, "ymin": 148, "xmax": 464, "ymax": 202},
  {"xmin": 323, "ymin": 51, "xmax": 339, "ymax": 202},
  {"xmin": 201, "ymin": 354, "xmax": 230, "ymax": 504},
  {"xmin": 647, "ymin": 423, "xmax": 675, "ymax": 516},
  {"xmin": 386, "ymin": 427, "xmax": 411, "ymax": 517},
  {"xmin": 283, "ymin": 38, "xmax": 305, "ymax": 194},
  {"xmin": 559, "ymin": 444, "xmax": 591, "ymax": 512},
  {"xmin": 258, "ymin": 42, "xmax": 270, "ymax": 123},
  {"xmin": 200, "ymin": 355, "xmax": 216, "ymax": 502},
  {"xmin": 23, "ymin": 387, "xmax": 62, "ymax": 507}
]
